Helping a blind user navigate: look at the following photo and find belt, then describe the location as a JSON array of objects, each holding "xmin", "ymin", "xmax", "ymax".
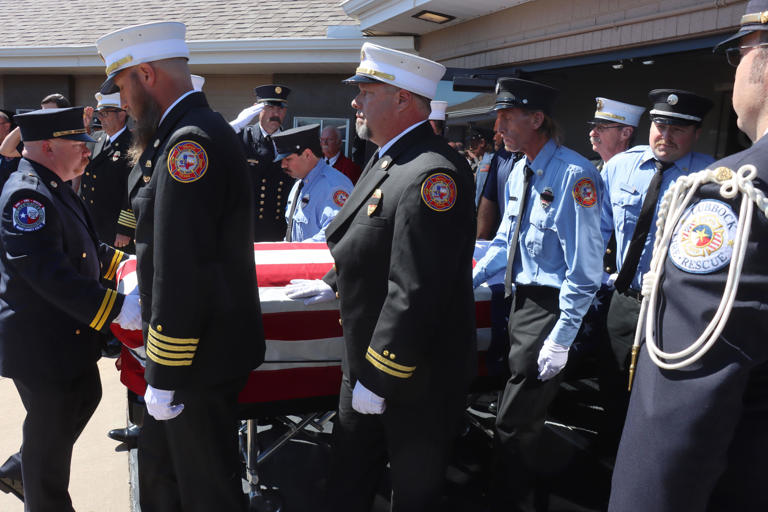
[{"xmin": 620, "ymin": 288, "xmax": 642, "ymax": 300}]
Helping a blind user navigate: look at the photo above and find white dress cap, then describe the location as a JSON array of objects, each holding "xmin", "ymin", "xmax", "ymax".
[
  {"xmin": 94, "ymin": 92, "xmax": 121, "ymax": 109},
  {"xmin": 96, "ymin": 21, "xmax": 189, "ymax": 93},
  {"xmin": 191, "ymin": 74, "xmax": 205, "ymax": 92},
  {"xmin": 345, "ymin": 42, "xmax": 446, "ymax": 99},
  {"xmin": 593, "ymin": 97, "xmax": 645, "ymax": 127},
  {"xmin": 429, "ymin": 100, "xmax": 448, "ymax": 121}
]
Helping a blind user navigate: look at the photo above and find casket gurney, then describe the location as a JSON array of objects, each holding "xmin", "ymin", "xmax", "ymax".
[{"xmin": 112, "ymin": 241, "xmax": 499, "ymax": 510}]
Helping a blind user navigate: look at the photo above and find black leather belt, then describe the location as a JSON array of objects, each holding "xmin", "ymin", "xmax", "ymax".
[{"xmin": 620, "ymin": 288, "xmax": 643, "ymax": 300}]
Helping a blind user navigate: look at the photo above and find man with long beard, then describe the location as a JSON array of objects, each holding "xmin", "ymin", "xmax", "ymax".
[
  {"xmin": 96, "ymin": 21, "xmax": 264, "ymax": 511},
  {"xmin": 286, "ymin": 43, "xmax": 476, "ymax": 510}
]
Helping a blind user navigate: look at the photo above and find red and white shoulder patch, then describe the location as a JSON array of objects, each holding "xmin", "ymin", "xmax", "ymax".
[
  {"xmin": 572, "ymin": 177, "xmax": 597, "ymax": 207},
  {"xmin": 168, "ymin": 140, "xmax": 208, "ymax": 183},
  {"xmin": 333, "ymin": 190, "xmax": 348, "ymax": 207},
  {"xmin": 421, "ymin": 173, "xmax": 457, "ymax": 212}
]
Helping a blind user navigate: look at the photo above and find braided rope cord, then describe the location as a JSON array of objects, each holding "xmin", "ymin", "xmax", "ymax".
[{"xmin": 632, "ymin": 164, "xmax": 768, "ymax": 371}]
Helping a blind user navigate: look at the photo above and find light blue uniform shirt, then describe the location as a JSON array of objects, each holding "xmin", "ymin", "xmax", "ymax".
[
  {"xmin": 285, "ymin": 159, "xmax": 354, "ymax": 242},
  {"xmin": 600, "ymin": 146, "xmax": 714, "ymax": 291},
  {"xmin": 473, "ymin": 139, "xmax": 604, "ymax": 347}
]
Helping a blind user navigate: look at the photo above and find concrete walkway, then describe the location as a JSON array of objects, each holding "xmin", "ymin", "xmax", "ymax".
[{"xmin": 0, "ymin": 358, "xmax": 130, "ymax": 512}]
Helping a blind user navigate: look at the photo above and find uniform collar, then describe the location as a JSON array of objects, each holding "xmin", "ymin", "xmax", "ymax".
[
  {"xmin": 22, "ymin": 158, "xmax": 65, "ymax": 189},
  {"xmin": 527, "ymin": 138, "xmax": 558, "ymax": 176},
  {"xmin": 378, "ymin": 120, "xmax": 427, "ymax": 157},
  {"xmin": 259, "ymin": 123, "xmax": 280, "ymax": 139},
  {"xmin": 159, "ymin": 89, "xmax": 195, "ymax": 125},
  {"xmin": 326, "ymin": 151, "xmax": 340, "ymax": 166},
  {"xmin": 639, "ymin": 146, "xmax": 695, "ymax": 172},
  {"xmin": 301, "ymin": 159, "xmax": 327, "ymax": 188},
  {"xmin": 106, "ymin": 124, "xmax": 127, "ymax": 143}
]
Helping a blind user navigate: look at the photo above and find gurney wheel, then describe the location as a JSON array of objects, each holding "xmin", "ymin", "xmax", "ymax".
[{"xmin": 248, "ymin": 488, "xmax": 284, "ymax": 512}]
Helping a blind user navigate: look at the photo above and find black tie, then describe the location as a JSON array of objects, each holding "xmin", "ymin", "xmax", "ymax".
[
  {"xmin": 285, "ymin": 181, "xmax": 304, "ymax": 242},
  {"xmin": 504, "ymin": 165, "xmax": 535, "ymax": 298},
  {"xmin": 614, "ymin": 159, "xmax": 672, "ymax": 293}
]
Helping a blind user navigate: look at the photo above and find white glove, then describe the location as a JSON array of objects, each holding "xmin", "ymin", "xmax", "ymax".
[
  {"xmin": 351, "ymin": 380, "xmax": 386, "ymax": 415},
  {"xmin": 144, "ymin": 385, "xmax": 184, "ymax": 421},
  {"xmin": 112, "ymin": 294, "xmax": 141, "ymax": 331},
  {"xmin": 229, "ymin": 104, "xmax": 264, "ymax": 132},
  {"xmin": 536, "ymin": 338, "xmax": 569, "ymax": 381},
  {"xmin": 605, "ymin": 272, "xmax": 618, "ymax": 288},
  {"xmin": 284, "ymin": 279, "xmax": 336, "ymax": 306},
  {"xmin": 641, "ymin": 270, "xmax": 657, "ymax": 297}
]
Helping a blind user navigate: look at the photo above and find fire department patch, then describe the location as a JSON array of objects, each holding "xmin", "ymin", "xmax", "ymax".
[
  {"xmin": 333, "ymin": 190, "xmax": 348, "ymax": 207},
  {"xmin": 669, "ymin": 199, "xmax": 737, "ymax": 274},
  {"xmin": 572, "ymin": 177, "xmax": 597, "ymax": 207},
  {"xmin": 167, "ymin": 140, "xmax": 208, "ymax": 183},
  {"xmin": 421, "ymin": 173, "xmax": 456, "ymax": 212},
  {"xmin": 12, "ymin": 198, "xmax": 46, "ymax": 232}
]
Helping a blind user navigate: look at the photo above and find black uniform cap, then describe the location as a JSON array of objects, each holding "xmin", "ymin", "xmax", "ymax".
[
  {"xmin": 648, "ymin": 89, "xmax": 713, "ymax": 126},
  {"xmin": 15, "ymin": 107, "xmax": 95, "ymax": 143},
  {"xmin": 715, "ymin": 0, "xmax": 768, "ymax": 51},
  {"xmin": 272, "ymin": 124, "xmax": 321, "ymax": 162},
  {"xmin": 492, "ymin": 78, "xmax": 559, "ymax": 115},
  {"xmin": 255, "ymin": 84, "xmax": 291, "ymax": 106}
]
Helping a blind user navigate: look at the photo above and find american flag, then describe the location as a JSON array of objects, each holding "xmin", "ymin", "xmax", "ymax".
[{"xmin": 112, "ymin": 242, "xmax": 493, "ymax": 404}]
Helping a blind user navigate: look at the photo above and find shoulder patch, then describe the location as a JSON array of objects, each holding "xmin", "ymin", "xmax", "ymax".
[
  {"xmin": 168, "ymin": 140, "xmax": 208, "ymax": 183},
  {"xmin": 421, "ymin": 172, "xmax": 457, "ymax": 212},
  {"xmin": 669, "ymin": 199, "xmax": 737, "ymax": 274},
  {"xmin": 572, "ymin": 177, "xmax": 597, "ymax": 207},
  {"xmin": 12, "ymin": 198, "xmax": 46, "ymax": 232},
  {"xmin": 333, "ymin": 190, "xmax": 348, "ymax": 207}
]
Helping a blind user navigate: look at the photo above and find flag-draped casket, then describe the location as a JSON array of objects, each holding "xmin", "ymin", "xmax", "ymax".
[{"xmin": 112, "ymin": 242, "xmax": 494, "ymax": 405}]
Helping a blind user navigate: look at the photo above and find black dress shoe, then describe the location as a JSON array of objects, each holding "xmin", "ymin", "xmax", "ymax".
[
  {"xmin": 107, "ymin": 424, "xmax": 140, "ymax": 448},
  {"xmin": 0, "ymin": 475, "xmax": 23, "ymax": 502}
]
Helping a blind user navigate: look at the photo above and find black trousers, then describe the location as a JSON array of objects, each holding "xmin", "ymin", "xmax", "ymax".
[
  {"xmin": 492, "ymin": 285, "xmax": 562, "ymax": 512},
  {"xmin": 602, "ymin": 290, "xmax": 641, "ymax": 452},
  {"xmin": 12, "ymin": 364, "xmax": 102, "ymax": 512},
  {"xmin": 138, "ymin": 377, "xmax": 248, "ymax": 512},
  {"xmin": 325, "ymin": 375, "xmax": 465, "ymax": 512}
]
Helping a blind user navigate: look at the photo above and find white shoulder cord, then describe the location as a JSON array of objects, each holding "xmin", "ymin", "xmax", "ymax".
[{"xmin": 627, "ymin": 164, "xmax": 768, "ymax": 390}]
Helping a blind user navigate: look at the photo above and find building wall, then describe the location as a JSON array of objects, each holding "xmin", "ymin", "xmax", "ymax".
[{"xmin": 418, "ymin": 0, "xmax": 746, "ymax": 68}]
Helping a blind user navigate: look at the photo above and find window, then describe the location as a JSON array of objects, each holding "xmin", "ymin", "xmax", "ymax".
[{"xmin": 293, "ymin": 117, "xmax": 351, "ymax": 157}]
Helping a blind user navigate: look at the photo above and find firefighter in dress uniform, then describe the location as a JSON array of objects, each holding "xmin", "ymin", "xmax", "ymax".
[
  {"xmin": 80, "ymin": 92, "xmax": 136, "ymax": 252},
  {"xmin": 609, "ymin": 2, "xmax": 768, "ymax": 510},
  {"xmin": 96, "ymin": 21, "xmax": 264, "ymax": 511},
  {"xmin": 272, "ymin": 123, "xmax": 353, "ymax": 242},
  {"xmin": 237, "ymin": 84, "xmax": 296, "ymax": 242},
  {"xmin": 286, "ymin": 43, "xmax": 477, "ymax": 511},
  {"xmin": 0, "ymin": 107, "xmax": 140, "ymax": 510},
  {"xmin": 472, "ymin": 77, "xmax": 604, "ymax": 510}
]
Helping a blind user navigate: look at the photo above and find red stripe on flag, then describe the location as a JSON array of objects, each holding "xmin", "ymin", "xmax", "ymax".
[
  {"xmin": 263, "ymin": 310, "xmax": 343, "ymax": 340},
  {"xmin": 257, "ymin": 263, "xmax": 334, "ymax": 287},
  {"xmin": 254, "ymin": 242, "xmax": 329, "ymax": 251},
  {"xmin": 238, "ymin": 366, "xmax": 343, "ymax": 403}
]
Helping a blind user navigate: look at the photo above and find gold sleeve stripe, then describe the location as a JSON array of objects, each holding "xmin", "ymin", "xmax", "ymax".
[
  {"xmin": 366, "ymin": 347, "xmax": 416, "ymax": 372},
  {"xmin": 146, "ymin": 345, "xmax": 194, "ymax": 367},
  {"xmin": 146, "ymin": 343, "xmax": 195, "ymax": 360},
  {"xmin": 365, "ymin": 353, "xmax": 413, "ymax": 379},
  {"xmin": 118, "ymin": 211, "xmax": 136, "ymax": 228},
  {"xmin": 147, "ymin": 333, "xmax": 198, "ymax": 352},
  {"xmin": 103, "ymin": 250, "xmax": 125, "ymax": 280},
  {"xmin": 148, "ymin": 326, "xmax": 199, "ymax": 346},
  {"xmin": 89, "ymin": 289, "xmax": 118, "ymax": 331}
]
